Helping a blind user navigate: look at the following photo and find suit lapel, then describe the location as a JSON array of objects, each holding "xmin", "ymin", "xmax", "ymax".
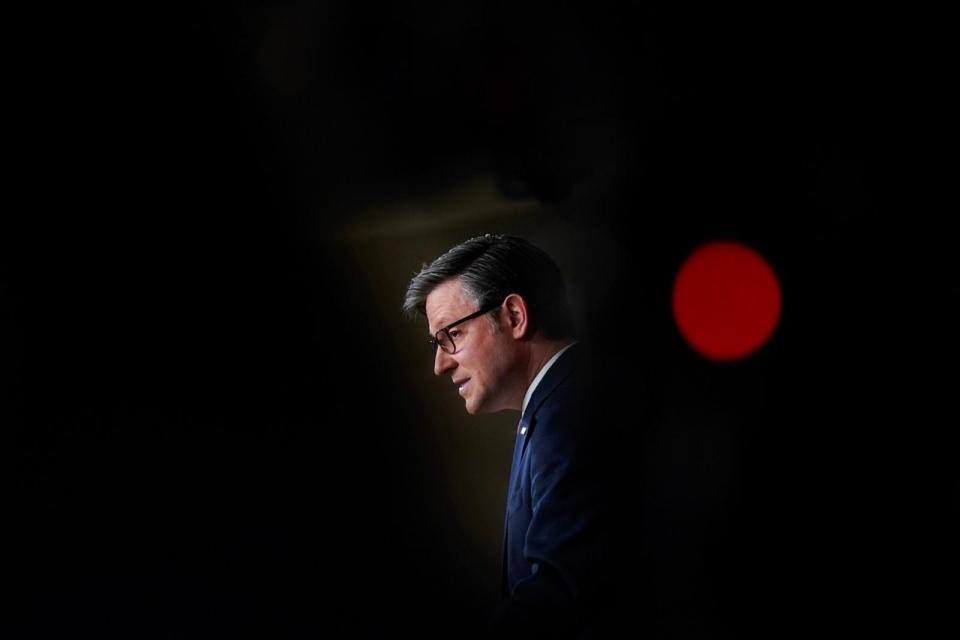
[
  {"xmin": 515, "ymin": 343, "xmax": 581, "ymax": 462},
  {"xmin": 500, "ymin": 344, "xmax": 582, "ymax": 595}
]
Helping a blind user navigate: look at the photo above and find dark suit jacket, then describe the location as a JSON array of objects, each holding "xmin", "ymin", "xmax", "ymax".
[{"xmin": 490, "ymin": 343, "xmax": 641, "ymax": 638}]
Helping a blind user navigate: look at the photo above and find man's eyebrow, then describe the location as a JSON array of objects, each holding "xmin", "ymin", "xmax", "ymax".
[
  {"xmin": 428, "ymin": 320, "xmax": 445, "ymax": 336},
  {"xmin": 429, "ymin": 316, "xmax": 450, "ymax": 334}
]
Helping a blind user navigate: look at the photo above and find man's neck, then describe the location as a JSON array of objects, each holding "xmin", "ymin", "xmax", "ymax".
[
  {"xmin": 525, "ymin": 339, "xmax": 573, "ymax": 389},
  {"xmin": 515, "ymin": 339, "xmax": 576, "ymax": 413}
]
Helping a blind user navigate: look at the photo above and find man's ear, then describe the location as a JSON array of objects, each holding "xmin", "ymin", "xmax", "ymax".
[{"xmin": 502, "ymin": 293, "xmax": 530, "ymax": 340}]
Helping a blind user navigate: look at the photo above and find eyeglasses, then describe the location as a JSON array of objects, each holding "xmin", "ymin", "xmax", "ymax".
[{"xmin": 429, "ymin": 301, "xmax": 503, "ymax": 354}]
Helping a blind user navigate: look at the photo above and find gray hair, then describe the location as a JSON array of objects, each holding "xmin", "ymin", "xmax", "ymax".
[{"xmin": 403, "ymin": 234, "xmax": 575, "ymax": 340}]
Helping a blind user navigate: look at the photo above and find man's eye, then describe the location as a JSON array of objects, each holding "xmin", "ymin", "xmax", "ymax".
[{"xmin": 448, "ymin": 330, "xmax": 461, "ymax": 338}]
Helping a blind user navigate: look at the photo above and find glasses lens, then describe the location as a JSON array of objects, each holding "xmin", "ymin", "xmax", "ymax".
[{"xmin": 436, "ymin": 329, "xmax": 454, "ymax": 354}]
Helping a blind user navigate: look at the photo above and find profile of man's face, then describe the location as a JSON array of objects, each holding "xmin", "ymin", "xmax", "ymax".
[{"xmin": 425, "ymin": 279, "xmax": 515, "ymax": 415}]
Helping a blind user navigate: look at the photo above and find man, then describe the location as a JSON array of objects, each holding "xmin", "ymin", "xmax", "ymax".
[{"xmin": 403, "ymin": 234, "xmax": 635, "ymax": 638}]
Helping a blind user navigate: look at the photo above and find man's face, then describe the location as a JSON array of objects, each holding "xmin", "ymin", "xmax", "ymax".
[{"xmin": 425, "ymin": 279, "xmax": 517, "ymax": 415}]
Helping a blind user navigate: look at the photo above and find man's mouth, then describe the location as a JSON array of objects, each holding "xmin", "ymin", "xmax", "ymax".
[{"xmin": 454, "ymin": 378, "xmax": 470, "ymax": 394}]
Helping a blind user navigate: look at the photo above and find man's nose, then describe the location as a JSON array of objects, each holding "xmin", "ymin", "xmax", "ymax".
[{"xmin": 434, "ymin": 347, "xmax": 455, "ymax": 376}]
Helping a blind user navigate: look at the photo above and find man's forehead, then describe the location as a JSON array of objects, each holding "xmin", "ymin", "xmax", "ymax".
[{"xmin": 425, "ymin": 280, "xmax": 471, "ymax": 331}]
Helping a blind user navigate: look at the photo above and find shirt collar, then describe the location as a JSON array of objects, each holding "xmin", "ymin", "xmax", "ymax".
[{"xmin": 521, "ymin": 341, "xmax": 579, "ymax": 417}]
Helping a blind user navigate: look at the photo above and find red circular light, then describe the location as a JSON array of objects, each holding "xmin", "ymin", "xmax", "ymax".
[{"xmin": 672, "ymin": 241, "xmax": 782, "ymax": 362}]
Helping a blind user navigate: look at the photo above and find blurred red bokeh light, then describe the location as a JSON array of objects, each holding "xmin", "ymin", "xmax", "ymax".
[{"xmin": 672, "ymin": 241, "xmax": 782, "ymax": 362}]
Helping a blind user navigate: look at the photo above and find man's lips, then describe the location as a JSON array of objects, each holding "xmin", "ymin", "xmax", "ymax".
[{"xmin": 453, "ymin": 378, "xmax": 470, "ymax": 394}]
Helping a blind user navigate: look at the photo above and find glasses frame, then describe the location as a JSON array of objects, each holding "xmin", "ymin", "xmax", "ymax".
[{"xmin": 429, "ymin": 300, "xmax": 503, "ymax": 354}]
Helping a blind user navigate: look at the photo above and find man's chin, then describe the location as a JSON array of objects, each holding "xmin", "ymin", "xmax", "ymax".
[
  {"xmin": 465, "ymin": 400, "xmax": 503, "ymax": 416},
  {"xmin": 463, "ymin": 395, "xmax": 487, "ymax": 415}
]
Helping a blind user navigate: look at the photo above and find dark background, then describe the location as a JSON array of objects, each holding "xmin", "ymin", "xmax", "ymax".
[{"xmin": 4, "ymin": 3, "xmax": 955, "ymax": 638}]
